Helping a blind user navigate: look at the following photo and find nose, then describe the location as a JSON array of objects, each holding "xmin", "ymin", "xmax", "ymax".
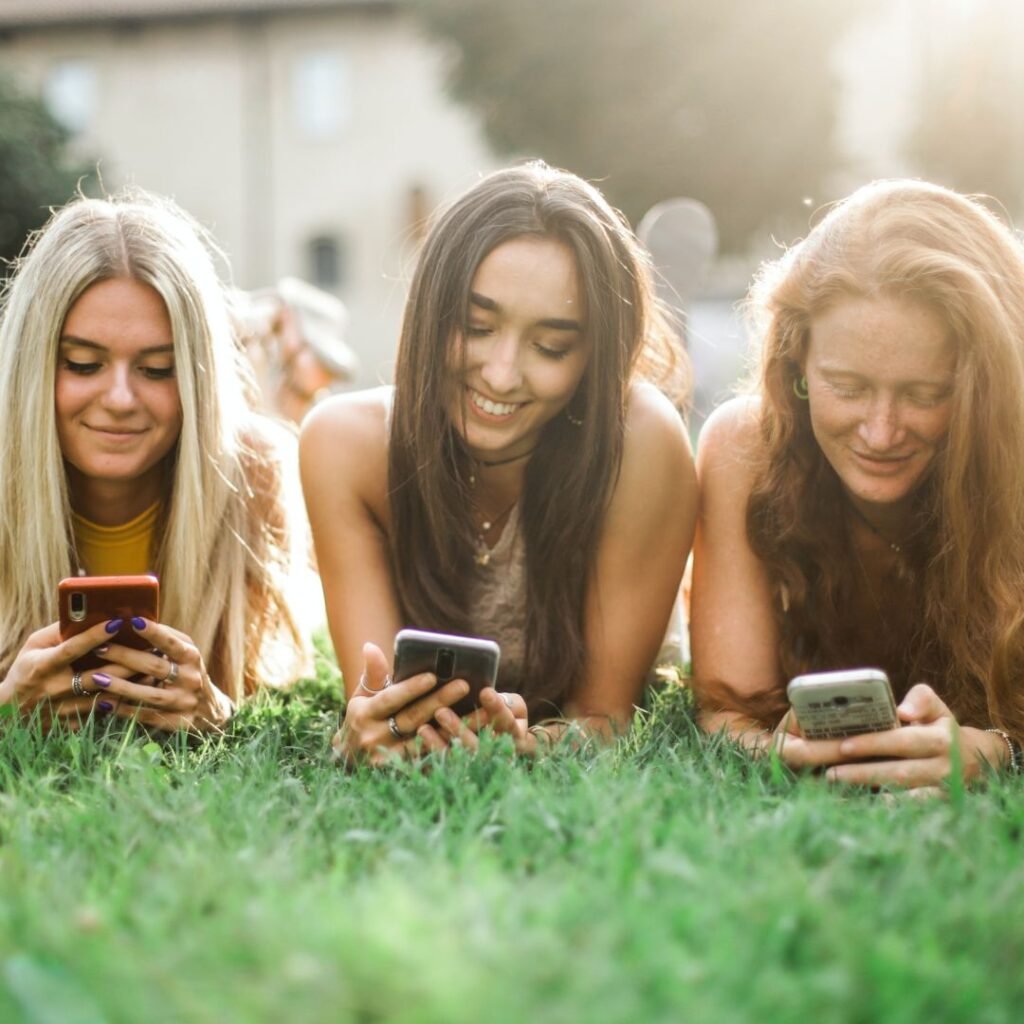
[
  {"xmin": 100, "ymin": 364, "xmax": 139, "ymax": 413},
  {"xmin": 478, "ymin": 331, "xmax": 523, "ymax": 394},
  {"xmin": 857, "ymin": 394, "xmax": 905, "ymax": 451}
]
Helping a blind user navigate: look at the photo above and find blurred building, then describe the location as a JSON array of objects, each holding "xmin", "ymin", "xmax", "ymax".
[{"xmin": 0, "ymin": 0, "xmax": 497, "ymax": 386}]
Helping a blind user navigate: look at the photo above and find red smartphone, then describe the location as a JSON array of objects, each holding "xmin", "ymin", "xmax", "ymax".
[{"xmin": 58, "ymin": 574, "xmax": 160, "ymax": 672}]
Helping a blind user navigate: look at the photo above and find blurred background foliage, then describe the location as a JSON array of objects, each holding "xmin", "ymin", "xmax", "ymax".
[
  {"xmin": 416, "ymin": 0, "xmax": 877, "ymax": 253},
  {"xmin": 0, "ymin": 74, "xmax": 92, "ymax": 267}
]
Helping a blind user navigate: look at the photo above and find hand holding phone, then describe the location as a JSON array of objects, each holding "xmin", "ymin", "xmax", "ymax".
[
  {"xmin": 393, "ymin": 628, "xmax": 500, "ymax": 718},
  {"xmin": 786, "ymin": 668, "xmax": 899, "ymax": 741},
  {"xmin": 58, "ymin": 575, "xmax": 160, "ymax": 672}
]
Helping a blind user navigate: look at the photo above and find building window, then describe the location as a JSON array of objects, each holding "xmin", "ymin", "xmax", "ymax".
[
  {"xmin": 293, "ymin": 52, "xmax": 350, "ymax": 141},
  {"xmin": 44, "ymin": 60, "xmax": 98, "ymax": 136},
  {"xmin": 307, "ymin": 234, "xmax": 345, "ymax": 290}
]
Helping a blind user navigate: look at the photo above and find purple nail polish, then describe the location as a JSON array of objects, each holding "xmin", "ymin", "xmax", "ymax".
[
  {"xmin": 131, "ymin": 617, "xmax": 147, "ymax": 630},
  {"xmin": 92, "ymin": 673, "xmax": 111, "ymax": 688},
  {"xmin": 105, "ymin": 618, "xmax": 124, "ymax": 634},
  {"xmin": 97, "ymin": 700, "xmax": 114, "ymax": 713}
]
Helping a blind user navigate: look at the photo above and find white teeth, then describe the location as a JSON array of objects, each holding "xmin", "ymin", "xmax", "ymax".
[{"xmin": 471, "ymin": 391, "xmax": 518, "ymax": 416}]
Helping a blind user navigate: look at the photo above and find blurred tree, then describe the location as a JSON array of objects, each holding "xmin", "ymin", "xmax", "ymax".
[
  {"xmin": 911, "ymin": 15, "xmax": 1023, "ymax": 211},
  {"xmin": 416, "ymin": 0, "xmax": 871, "ymax": 252},
  {"xmin": 0, "ymin": 74, "xmax": 91, "ymax": 267}
]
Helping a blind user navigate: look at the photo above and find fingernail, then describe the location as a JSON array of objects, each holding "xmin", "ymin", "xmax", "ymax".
[
  {"xmin": 92, "ymin": 673, "xmax": 111, "ymax": 688},
  {"xmin": 105, "ymin": 619, "xmax": 123, "ymax": 634},
  {"xmin": 131, "ymin": 617, "xmax": 147, "ymax": 630},
  {"xmin": 457, "ymin": 681, "xmax": 470, "ymax": 695},
  {"xmin": 95, "ymin": 645, "xmax": 110, "ymax": 655},
  {"xmin": 97, "ymin": 700, "xmax": 114, "ymax": 713}
]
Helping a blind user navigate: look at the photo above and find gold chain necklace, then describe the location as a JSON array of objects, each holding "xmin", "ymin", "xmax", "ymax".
[{"xmin": 473, "ymin": 496, "xmax": 518, "ymax": 567}]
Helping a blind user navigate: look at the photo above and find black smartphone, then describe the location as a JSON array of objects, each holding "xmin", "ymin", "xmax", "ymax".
[
  {"xmin": 393, "ymin": 628, "xmax": 500, "ymax": 717},
  {"xmin": 58, "ymin": 574, "xmax": 160, "ymax": 672},
  {"xmin": 787, "ymin": 667, "xmax": 899, "ymax": 740}
]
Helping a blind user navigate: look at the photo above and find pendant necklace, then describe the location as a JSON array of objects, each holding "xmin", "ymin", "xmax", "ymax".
[
  {"xmin": 467, "ymin": 446, "xmax": 532, "ymax": 564},
  {"xmin": 845, "ymin": 500, "xmax": 915, "ymax": 585},
  {"xmin": 845, "ymin": 499, "xmax": 904, "ymax": 556},
  {"xmin": 473, "ymin": 496, "xmax": 518, "ymax": 567}
]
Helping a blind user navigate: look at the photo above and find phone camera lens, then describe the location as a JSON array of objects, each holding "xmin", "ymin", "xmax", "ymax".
[
  {"xmin": 69, "ymin": 591, "xmax": 87, "ymax": 622},
  {"xmin": 435, "ymin": 648, "xmax": 456, "ymax": 681}
]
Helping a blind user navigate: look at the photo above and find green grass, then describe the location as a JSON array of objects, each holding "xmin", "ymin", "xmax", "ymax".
[{"xmin": 0, "ymin": 647, "xmax": 1022, "ymax": 1024}]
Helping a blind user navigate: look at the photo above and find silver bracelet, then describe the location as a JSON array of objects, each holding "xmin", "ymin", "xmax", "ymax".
[{"xmin": 985, "ymin": 728, "xmax": 1022, "ymax": 774}]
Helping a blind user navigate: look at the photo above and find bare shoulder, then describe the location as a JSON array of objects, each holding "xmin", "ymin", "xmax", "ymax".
[
  {"xmin": 696, "ymin": 395, "xmax": 762, "ymax": 472},
  {"xmin": 299, "ymin": 386, "xmax": 391, "ymax": 522},
  {"xmin": 621, "ymin": 381, "xmax": 692, "ymax": 475},
  {"xmin": 301, "ymin": 386, "xmax": 390, "ymax": 455},
  {"xmin": 606, "ymin": 381, "xmax": 695, "ymax": 521},
  {"xmin": 300, "ymin": 386, "xmax": 390, "ymax": 476}
]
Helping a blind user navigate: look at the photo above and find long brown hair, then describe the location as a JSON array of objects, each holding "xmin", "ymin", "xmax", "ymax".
[
  {"xmin": 746, "ymin": 179, "xmax": 1024, "ymax": 734},
  {"xmin": 389, "ymin": 163, "xmax": 683, "ymax": 714}
]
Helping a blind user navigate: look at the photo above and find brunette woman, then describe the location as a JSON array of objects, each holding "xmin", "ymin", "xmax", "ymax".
[{"xmin": 302, "ymin": 163, "xmax": 697, "ymax": 764}]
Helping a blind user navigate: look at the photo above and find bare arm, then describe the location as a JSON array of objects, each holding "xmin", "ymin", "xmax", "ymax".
[
  {"xmin": 690, "ymin": 398, "xmax": 783, "ymax": 746},
  {"xmin": 299, "ymin": 388, "xmax": 401, "ymax": 694},
  {"xmin": 566, "ymin": 382, "xmax": 697, "ymax": 732},
  {"xmin": 300, "ymin": 389, "xmax": 471, "ymax": 764}
]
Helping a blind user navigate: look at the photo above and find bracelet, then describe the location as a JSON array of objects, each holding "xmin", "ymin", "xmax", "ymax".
[{"xmin": 985, "ymin": 728, "xmax": 1023, "ymax": 774}]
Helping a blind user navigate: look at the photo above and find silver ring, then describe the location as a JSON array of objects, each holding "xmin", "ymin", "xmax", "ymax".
[
  {"xmin": 358, "ymin": 672, "xmax": 392, "ymax": 694},
  {"xmin": 71, "ymin": 671, "xmax": 87, "ymax": 697},
  {"xmin": 502, "ymin": 693, "xmax": 515, "ymax": 710},
  {"xmin": 165, "ymin": 660, "xmax": 179, "ymax": 684},
  {"xmin": 388, "ymin": 715, "xmax": 412, "ymax": 741}
]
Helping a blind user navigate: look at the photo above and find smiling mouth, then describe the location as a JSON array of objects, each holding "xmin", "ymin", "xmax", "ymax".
[
  {"xmin": 86, "ymin": 425, "xmax": 146, "ymax": 437},
  {"xmin": 467, "ymin": 387, "xmax": 524, "ymax": 418}
]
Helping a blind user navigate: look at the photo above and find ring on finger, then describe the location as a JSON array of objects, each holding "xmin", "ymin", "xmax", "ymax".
[
  {"xmin": 164, "ymin": 660, "xmax": 179, "ymax": 685},
  {"xmin": 358, "ymin": 672, "xmax": 393, "ymax": 694},
  {"xmin": 501, "ymin": 693, "xmax": 515, "ymax": 710},
  {"xmin": 388, "ymin": 715, "xmax": 413, "ymax": 741},
  {"xmin": 71, "ymin": 671, "xmax": 88, "ymax": 698}
]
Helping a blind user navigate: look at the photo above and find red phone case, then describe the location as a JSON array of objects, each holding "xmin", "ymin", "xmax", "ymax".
[{"xmin": 58, "ymin": 575, "xmax": 160, "ymax": 672}]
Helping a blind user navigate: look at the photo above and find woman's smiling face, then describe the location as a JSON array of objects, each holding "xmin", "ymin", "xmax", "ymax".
[
  {"xmin": 55, "ymin": 277, "xmax": 183, "ymax": 497},
  {"xmin": 805, "ymin": 293, "xmax": 956, "ymax": 518},
  {"xmin": 448, "ymin": 235, "xmax": 591, "ymax": 461}
]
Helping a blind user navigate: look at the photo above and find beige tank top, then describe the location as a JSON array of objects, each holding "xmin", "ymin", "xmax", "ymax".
[
  {"xmin": 467, "ymin": 505, "xmax": 528, "ymax": 688},
  {"xmin": 466, "ymin": 504, "xmax": 687, "ymax": 690}
]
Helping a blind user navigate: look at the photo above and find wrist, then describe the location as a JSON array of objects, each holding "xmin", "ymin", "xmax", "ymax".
[{"xmin": 985, "ymin": 727, "xmax": 1023, "ymax": 774}]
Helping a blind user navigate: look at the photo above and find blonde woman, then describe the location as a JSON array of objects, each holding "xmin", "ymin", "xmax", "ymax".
[
  {"xmin": 0, "ymin": 191, "xmax": 309, "ymax": 731},
  {"xmin": 692, "ymin": 179, "xmax": 1024, "ymax": 788}
]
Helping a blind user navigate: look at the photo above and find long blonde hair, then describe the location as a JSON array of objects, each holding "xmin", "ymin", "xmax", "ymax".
[
  {"xmin": 746, "ymin": 179, "xmax": 1024, "ymax": 734},
  {"xmin": 0, "ymin": 191, "xmax": 309, "ymax": 699}
]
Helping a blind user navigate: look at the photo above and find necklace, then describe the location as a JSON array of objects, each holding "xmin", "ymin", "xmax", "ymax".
[
  {"xmin": 845, "ymin": 500, "xmax": 904, "ymax": 555},
  {"xmin": 467, "ymin": 446, "xmax": 537, "ymax": 487},
  {"xmin": 473, "ymin": 496, "xmax": 518, "ymax": 566}
]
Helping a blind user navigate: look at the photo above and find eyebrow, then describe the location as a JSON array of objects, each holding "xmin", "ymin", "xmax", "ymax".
[
  {"xmin": 60, "ymin": 336, "xmax": 175, "ymax": 356},
  {"xmin": 469, "ymin": 292, "xmax": 582, "ymax": 332}
]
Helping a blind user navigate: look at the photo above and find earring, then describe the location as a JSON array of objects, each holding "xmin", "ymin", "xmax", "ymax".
[
  {"xmin": 792, "ymin": 375, "xmax": 809, "ymax": 400},
  {"xmin": 565, "ymin": 407, "xmax": 584, "ymax": 427}
]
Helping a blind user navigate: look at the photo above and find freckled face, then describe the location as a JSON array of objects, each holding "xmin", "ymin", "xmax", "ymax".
[
  {"xmin": 447, "ymin": 235, "xmax": 591, "ymax": 461},
  {"xmin": 805, "ymin": 294, "xmax": 956, "ymax": 517},
  {"xmin": 55, "ymin": 277, "xmax": 183, "ymax": 495}
]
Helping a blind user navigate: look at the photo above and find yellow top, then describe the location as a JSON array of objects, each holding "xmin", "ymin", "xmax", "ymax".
[{"xmin": 72, "ymin": 502, "xmax": 160, "ymax": 576}]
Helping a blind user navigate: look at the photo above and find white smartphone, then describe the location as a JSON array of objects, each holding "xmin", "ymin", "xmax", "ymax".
[
  {"xmin": 786, "ymin": 668, "xmax": 899, "ymax": 740},
  {"xmin": 393, "ymin": 628, "xmax": 501, "ymax": 717}
]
